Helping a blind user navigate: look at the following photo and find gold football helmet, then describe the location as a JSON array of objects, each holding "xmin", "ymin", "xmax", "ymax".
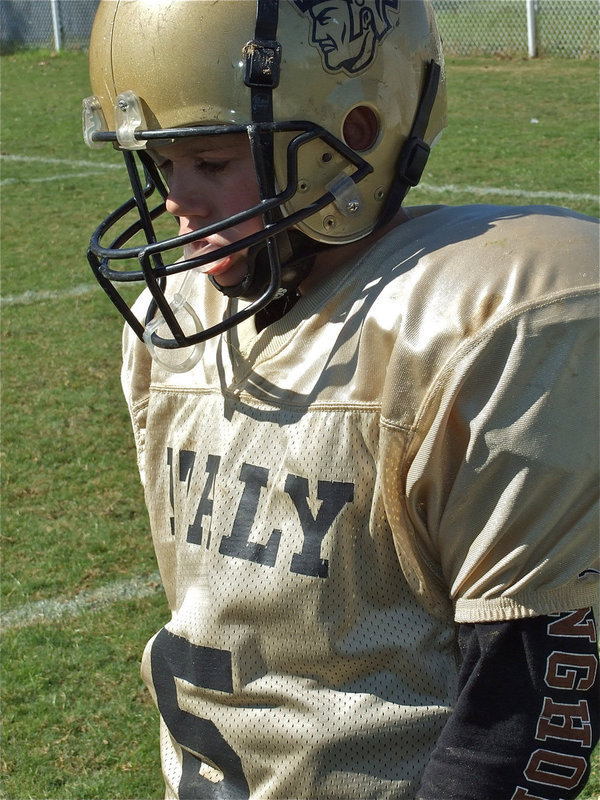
[{"xmin": 84, "ymin": 0, "xmax": 446, "ymax": 361}]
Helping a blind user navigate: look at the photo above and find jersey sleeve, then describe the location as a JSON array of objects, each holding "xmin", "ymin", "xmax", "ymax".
[
  {"xmin": 395, "ymin": 289, "xmax": 599, "ymax": 623},
  {"xmin": 417, "ymin": 611, "xmax": 599, "ymax": 800}
]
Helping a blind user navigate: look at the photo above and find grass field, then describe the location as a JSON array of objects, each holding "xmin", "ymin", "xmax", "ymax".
[{"xmin": 1, "ymin": 48, "xmax": 599, "ymax": 799}]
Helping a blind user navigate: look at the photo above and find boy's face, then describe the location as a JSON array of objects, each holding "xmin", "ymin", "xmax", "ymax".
[{"xmin": 150, "ymin": 134, "xmax": 262, "ymax": 289}]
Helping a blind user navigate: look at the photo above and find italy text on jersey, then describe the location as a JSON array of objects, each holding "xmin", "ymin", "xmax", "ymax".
[{"xmin": 167, "ymin": 446, "xmax": 354, "ymax": 577}]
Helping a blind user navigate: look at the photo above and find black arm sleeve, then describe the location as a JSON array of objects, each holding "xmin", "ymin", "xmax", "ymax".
[{"xmin": 417, "ymin": 608, "xmax": 599, "ymax": 800}]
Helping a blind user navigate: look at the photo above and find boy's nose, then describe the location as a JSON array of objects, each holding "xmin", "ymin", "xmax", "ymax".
[{"xmin": 164, "ymin": 170, "xmax": 211, "ymax": 223}]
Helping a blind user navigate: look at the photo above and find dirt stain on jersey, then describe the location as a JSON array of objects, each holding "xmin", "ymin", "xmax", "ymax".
[{"xmin": 463, "ymin": 292, "xmax": 504, "ymax": 338}]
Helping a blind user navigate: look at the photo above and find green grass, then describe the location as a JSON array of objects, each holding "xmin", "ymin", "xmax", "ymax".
[
  {"xmin": 1, "ymin": 49, "xmax": 598, "ymax": 799},
  {"xmin": 410, "ymin": 57, "xmax": 599, "ymax": 215},
  {"xmin": 2, "ymin": 595, "xmax": 166, "ymax": 797}
]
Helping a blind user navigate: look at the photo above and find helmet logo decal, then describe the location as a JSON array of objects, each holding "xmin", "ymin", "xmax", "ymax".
[{"xmin": 292, "ymin": 0, "xmax": 400, "ymax": 75}]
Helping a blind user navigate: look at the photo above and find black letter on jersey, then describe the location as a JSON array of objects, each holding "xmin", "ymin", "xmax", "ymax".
[
  {"xmin": 168, "ymin": 447, "xmax": 198, "ymax": 538},
  {"xmin": 288, "ymin": 475, "xmax": 354, "ymax": 578},
  {"xmin": 167, "ymin": 447, "xmax": 176, "ymax": 536},
  {"xmin": 219, "ymin": 463, "xmax": 281, "ymax": 567},
  {"xmin": 187, "ymin": 454, "xmax": 221, "ymax": 548}
]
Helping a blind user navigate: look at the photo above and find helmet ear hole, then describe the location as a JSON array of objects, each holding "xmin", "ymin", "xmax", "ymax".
[{"xmin": 342, "ymin": 106, "xmax": 379, "ymax": 152}]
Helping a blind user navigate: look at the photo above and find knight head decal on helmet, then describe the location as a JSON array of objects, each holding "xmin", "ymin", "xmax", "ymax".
[{"xmin": 292, "ymin": 0, "xmax": 400, "ymax": 74}]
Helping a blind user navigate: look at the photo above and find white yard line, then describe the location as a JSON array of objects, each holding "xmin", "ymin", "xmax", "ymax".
[
  {"xmin": 418, "ymin": 181, "xmax": 598, "ymax": 204},
  {"xmin": 1, "ymin": 170, "xmax": 116, "ymax": 186},
  {"xmin": 0, "ymin": 284, "xmax": 100, "ymax": 306},
  {"xmin": 0, "ymin": 154, "xmax": 121, "ymax": 185},
  {"xmin": 1, "ymin": 153, "xmax": 121, "ymax": 170},
  {"xmin": 1, "ymin": 572, "xmax": 163, "ymax": 631}
]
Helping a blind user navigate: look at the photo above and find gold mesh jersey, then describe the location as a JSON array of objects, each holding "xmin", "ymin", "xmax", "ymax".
[{"xmin": 121, "ymin": 204, "xmax": 599, "ymax": 799}]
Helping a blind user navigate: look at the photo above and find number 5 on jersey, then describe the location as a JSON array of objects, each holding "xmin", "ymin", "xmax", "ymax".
[{"xmin": 151, "ymin": 628, "xmax": 250, "ymax": 798}]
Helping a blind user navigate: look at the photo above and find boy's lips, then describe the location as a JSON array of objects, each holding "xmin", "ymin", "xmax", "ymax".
[
  {"xmin": 183, "ymin": 240, "xmax": 247, "ymax": 286},
  {"xmin": 183, "ymin": 240, "xmax": 234, "ymax": 274},
  {"xmin": 206, "ymin": 255, "xmax": 235, "ymax": 277}
]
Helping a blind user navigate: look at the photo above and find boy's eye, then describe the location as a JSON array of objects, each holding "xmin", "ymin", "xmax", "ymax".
[
  {"xmin": 147, "ymin": 150, "xmax": 231, "ymax": 182},
  {"xmin": 196, "ymin": 160, "xmax": 228, "ymax": 175}
]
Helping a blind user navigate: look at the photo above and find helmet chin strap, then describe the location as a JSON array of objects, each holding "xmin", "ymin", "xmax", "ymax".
[
  {"xmin": 375, "ymin": 59, "xmax": 441, "ymax": 230},
  {"xmin": 209, "ymin": 229, "xmax": 326, "ymax": 301}
]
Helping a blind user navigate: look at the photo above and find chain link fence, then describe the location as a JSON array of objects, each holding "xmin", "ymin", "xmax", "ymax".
[
  {"xmin": 433, "ymin": 0, "xmax": 599, "ymax": 59},
  {"xmin": 1, "ymin": 0, "xmax": 99, "ymax": 53},
  {"xmin": 1, "ymin": 0, "xmax": 598, "ymax": 58}
]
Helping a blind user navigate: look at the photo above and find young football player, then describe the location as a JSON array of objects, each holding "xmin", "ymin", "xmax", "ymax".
[{"xmin": 83, "ymin": 1, "xmax": 599, "ymax": 797}]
